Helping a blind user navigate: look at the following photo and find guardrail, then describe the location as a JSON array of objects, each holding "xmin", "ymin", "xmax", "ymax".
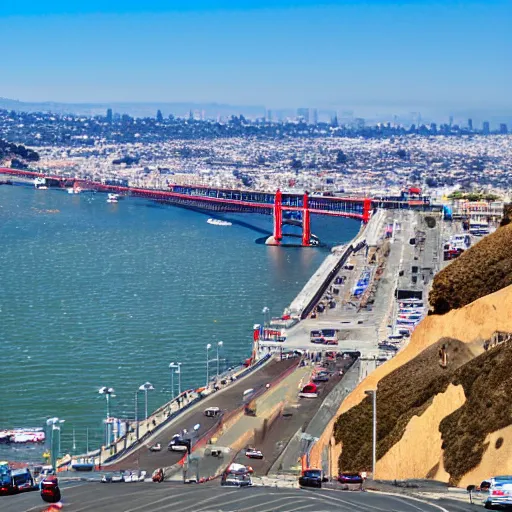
[{"xmin": 101, "ymin": 354, "xmax": 273, "ymax": 465}]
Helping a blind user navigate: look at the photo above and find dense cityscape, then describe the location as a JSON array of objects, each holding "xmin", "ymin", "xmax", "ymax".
[{"xmin": 1, "ymin": 108, "xmax": 511, "ymax": 198}]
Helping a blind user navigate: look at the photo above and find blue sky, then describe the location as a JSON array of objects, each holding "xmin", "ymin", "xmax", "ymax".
[{"xmin": 1, "ymin": 1, "xmax": 511, "ymax": 110}]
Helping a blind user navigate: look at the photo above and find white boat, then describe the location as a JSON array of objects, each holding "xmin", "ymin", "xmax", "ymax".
[
  {"xmin": 107, "ymin": 193, "xmax": 119, "ymax": 203},
  {"xmin": 207, "ymin": 218, "xmax": 232, "ymax": 226},
  {"xmin": 34, "ymin": 178, "xmax": 48, "ymax": 190},
  {"xmin": 67, "ymin": 185, "xmax": 82, "ymax": 194}
]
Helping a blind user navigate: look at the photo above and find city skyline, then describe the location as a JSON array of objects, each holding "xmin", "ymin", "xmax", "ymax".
[{"xmin": 1, "ymin": 1, "xmax": 511, "ymax": 111}]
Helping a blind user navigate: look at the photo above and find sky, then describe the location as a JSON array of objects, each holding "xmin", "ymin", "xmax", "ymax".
[{"xmin": 1, "ymin": 1, "xmax": 511, "ymax": 111}]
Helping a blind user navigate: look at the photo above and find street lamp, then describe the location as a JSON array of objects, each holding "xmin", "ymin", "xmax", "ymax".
[
  {"xmin": 169, "ymin": 362, "xmax": 176, "ymax": 399},
  {"xmin": 139, "ymin": 382, "xmax": 154, "ymax": 420},
  {"xmin": 99, "ymin": 387, "xmax": 116, "ymax": 445},
  {"xmin": 216, "ymin": 341, "xmax": 223, "ymax": 377},
  {"xmin": 364, "ymin": 389, "xmax": 377, "ymax": 479},
  {"xmin": 262, "ymin": 307, "xmax": 269, "ymax": 340},
  {"xmin": 206, "ymin": 344, "xmax": 212, "ymax": 387},
  {"xmin": 46, "ymin": 417, "xmax": 65, "ymax": 470},
  {"xmin": 169, "ymin": 362, "xmax": 182, "ymax": 397}
]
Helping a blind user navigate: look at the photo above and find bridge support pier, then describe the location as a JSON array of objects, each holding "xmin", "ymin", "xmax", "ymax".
[
  {"xmin": 362, "ymin": 198, "xmax": 372, "ymax": 224},
  {"xmin": 273, "ymin": 189, "xmax": 283, "ymax": 244},
  {"xmin": 302, "ymin": 192, "xmax": 311, "ymax": 246}
]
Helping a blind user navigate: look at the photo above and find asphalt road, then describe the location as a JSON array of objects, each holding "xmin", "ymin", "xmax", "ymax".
[
  {"xmin": 1, "ymin": 481, "xmax": 477, "ymax": 512},
  {"xmin": 106, "ymin": 357, "xmax": 298, "ymax": 473},
  {"xmin": 231, "ymin": 356, "xmax": 357, "ymax": 475}
]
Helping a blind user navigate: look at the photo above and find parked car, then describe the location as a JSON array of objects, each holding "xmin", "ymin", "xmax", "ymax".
[
  {"xmin": 313, "ymin": 373, "xmax": 330, "ymax": 383},
  {"xmin": 338, "ymin": 472, "xmax": 363, "ymax": 485},
  {"xmin": 101, "ymin": 473, "xmax": 113, "ymax": 484},
  {"xmin": 299, "ymin": 469, "xmax": 327, "ymax": 488},
  {"xmin": 221, "ymin": 472, "xmax": 252, "ymax": 487},
  {"xmin": 483, "ymin": 476, "xmax": 512, "ymax": 509},
  {"xmin": 149, "ymin": 443, "xmax": 161, "ymax": 452},
  {"xmin": 104, "ymin": 471, "xmax": 124, "ymax": 483},
  {"xmin": 245, "ymin": 448, "xmax": 263, "ymax": 459},
  {"xmin": 168, "ymin": 434, "xmax": 189, "ymax": 452}
]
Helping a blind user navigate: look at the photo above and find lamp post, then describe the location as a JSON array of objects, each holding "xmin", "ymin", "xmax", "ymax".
[
  {"xmin": 364, "ymin": 389, "xmax": 377, "ymax": 479},
  {"xmin": 206, "ymin": 344, "xmax": 212, "ymax": 387},
  {"xmin": 176, "ymin": 363, "xmax": 182, "ymax": 396},
  {"xmin": 99, "ymin": 386, "xmax": 116, "ymax": 445},
  {"xmin": 169, "ymin": 362, "xmax": 176, "ymax": 399},
  {"xmin": 134, "ymin": 391, "xmax": 139, "ymax": 440},
  {"xmin": 46, "ymin": 417, "xmax": 65, "ymax": 471},
  {"xmin": 139, "ymin": 382, "xmax": 154, "ymax": 420},
  {"xmin": 262, "ymin": 306, "xmax": 269, "ymax": 340},
  {"xmin": 216, "ymin": 341, "xmax": 223, "ymax": 377}
]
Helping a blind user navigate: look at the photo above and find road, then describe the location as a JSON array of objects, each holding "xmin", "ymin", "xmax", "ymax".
[
  {"xmin": 106, "ymin": 357, "xmax": 298, "ymax": 473},
  {"xmin": 230, "ymin": 357, "xmax": 357, "ymax": 476},
  {"xmin": 1, "ymin": 481, "xmax": 477, "ymax": 511}
]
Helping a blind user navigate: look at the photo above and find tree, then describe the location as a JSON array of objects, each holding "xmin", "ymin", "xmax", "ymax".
[
  {"xmin": 397, "ymin": 149, "xmax": 407, "ymax": 159},
  {"xmin": 336, "ymin": 150, "xmax": 347, "ymax": 164},
  {"xmin": 291, "ymin": 158, "xmax": 303, "ymax": 171},
  {"xmin": 156, "ymin": 110, "xmax": 164, "ymax": 122}
]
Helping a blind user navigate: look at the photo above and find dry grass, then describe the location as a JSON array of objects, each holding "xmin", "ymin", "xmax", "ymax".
[
  {"xmin": 333, "ymin": 338, "xmax": 474, "ymax": 472},
  {"xmin": 429, "ymin": 223, "xmax": 512, "ymax": 314},
  {"xmin": 440, "ymin": 340, "xmax": 512, "ymax": 484}
]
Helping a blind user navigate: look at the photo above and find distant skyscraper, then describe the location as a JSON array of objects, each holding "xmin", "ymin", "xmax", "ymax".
[
  {"xmin": 449, "ymin": 115, "xmax": 454, "ymax": 127},
  {"xmin": 106, "ymin": 108, "xmax": 113, "ymax": 123},
  {"xmin": 483, "ymin": 121, "xmax": 490, "ymax": 134},
  {"xmin": 156, "ymin": 109, "xmax": 163, "ymax": 122},
  {"xmin": 500, "ymin": 123, "xmax": 508, "ymax": 134},
  {"xmin": 310, "ymin": 108, "xmax": 318, "ymax": 125},
  {"xmin": 354, "ymin": 118, "xmax": 365, "ymax": 130},
  {"xmin": 266, "ymin": 109, "xmax": 272, "ymax": 123},
  {"xmin": 430, "ymin": 123, "xmax": 437, "ymax": 134},
  {"xmin": 330, "ymin": 113, "xmax": 338, "ymax": 127},
  {"xmin": 296, "ymin": 108, "xmax": 309, "ymax": 123},
  {"xmin": 468, "ymin": 118, "xmax": 473, "ymax": 131}
]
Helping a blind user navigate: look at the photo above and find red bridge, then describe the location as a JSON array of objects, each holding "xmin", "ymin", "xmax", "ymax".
[{"xmin": 0, "ymin": 168, "xmax": 429, "ymax": 247}]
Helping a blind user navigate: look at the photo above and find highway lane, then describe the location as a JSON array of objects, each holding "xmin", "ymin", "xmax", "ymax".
[
  {"xmin": 1, "ymin": 481, "xmax": 476, "ymax": 512},
  {"xmin": 106, "ymin": 357, "xmax": 298, "ymax": 473}
]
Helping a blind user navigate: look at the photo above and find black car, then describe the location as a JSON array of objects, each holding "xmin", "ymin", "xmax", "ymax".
[{"xmin": 299, "ymin": 469, "xmax": 327, "ymax": 488}]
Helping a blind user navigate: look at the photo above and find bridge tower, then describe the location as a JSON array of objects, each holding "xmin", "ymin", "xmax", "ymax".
[
  {"xmin": 362, "ymin": 198, "xmax": 372, "ymax": 224},
  {"xmin": 302, "ymin": 192, "xmax": 311, "ymax": 246},
  {"xmin": 273, "ymin": 189, "xmax": 283, "ymax": 243}
]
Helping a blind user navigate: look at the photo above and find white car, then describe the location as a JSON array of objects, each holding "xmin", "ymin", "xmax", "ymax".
[{"xmin": 245, "ymin": 448, "xmax": 263, "ymax": 460}]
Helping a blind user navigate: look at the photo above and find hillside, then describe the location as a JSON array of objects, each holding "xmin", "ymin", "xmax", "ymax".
[
  {"xmin": 429, "ymin": 222, "xmax": 512, "ymax": 314},
  {"xmin": 0, "ymin": 138, "xmax": 39, "ymax": 166},
  {"xmin": 308, "ymin": 284, "xmax": 512, "ymax": 485}
]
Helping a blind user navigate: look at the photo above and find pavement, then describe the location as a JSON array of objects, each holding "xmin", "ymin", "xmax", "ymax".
[
  {"xmin": 0, "ymin": 480, "xmax": 478, "ymax": 511},
  {"xmin": 104, "ymin": 357, "xmax": 298, "ymax": 473}
]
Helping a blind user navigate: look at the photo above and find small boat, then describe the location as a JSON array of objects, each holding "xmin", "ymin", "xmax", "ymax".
[
  {"xmin": 107, "ymin": 193, "xmax": 119, "ymax": 203},
  {"xmin": 207, "ymin": 218, "xmax": 232, "ymax": 226}
]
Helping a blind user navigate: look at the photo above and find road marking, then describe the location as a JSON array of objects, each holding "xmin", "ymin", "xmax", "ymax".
[
  {"xmin": 123, "ymin": 486, "xmax": 214, "ymax": 512},
  {"xmin": 152, "ymin": 489, "xmax": 240, "ymax": 512},
  {"xmin": 367, "ymin": 490, "xmax": 450, "ymax": 512},
  {"xmin": 243, "ymin": 495, "xmax": 305, "ymax": 511},
  {"xmin": 302, "ymin": 489, "xmax": 389, "ymax": 511},
  {"xmin": 278, "ymin": 504, "xmax": 317, "ymax": 512},
  {"xmin": 193, "ymin": 491, "xmax": 286, "ymax": 512},
  {"xmin": 70, "ymin": 487, "xmax": 174, "ymax": 512}
]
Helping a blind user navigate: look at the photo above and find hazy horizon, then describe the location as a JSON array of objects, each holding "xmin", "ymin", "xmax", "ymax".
[{"xmin": 1, "ymin": 1, "xmax": 511, "ymax": 112}]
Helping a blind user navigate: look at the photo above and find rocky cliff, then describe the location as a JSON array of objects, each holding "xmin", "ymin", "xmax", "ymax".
[{"xmin": 309, "ymin": 283, "xmax": 512, "ymax": 487}]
